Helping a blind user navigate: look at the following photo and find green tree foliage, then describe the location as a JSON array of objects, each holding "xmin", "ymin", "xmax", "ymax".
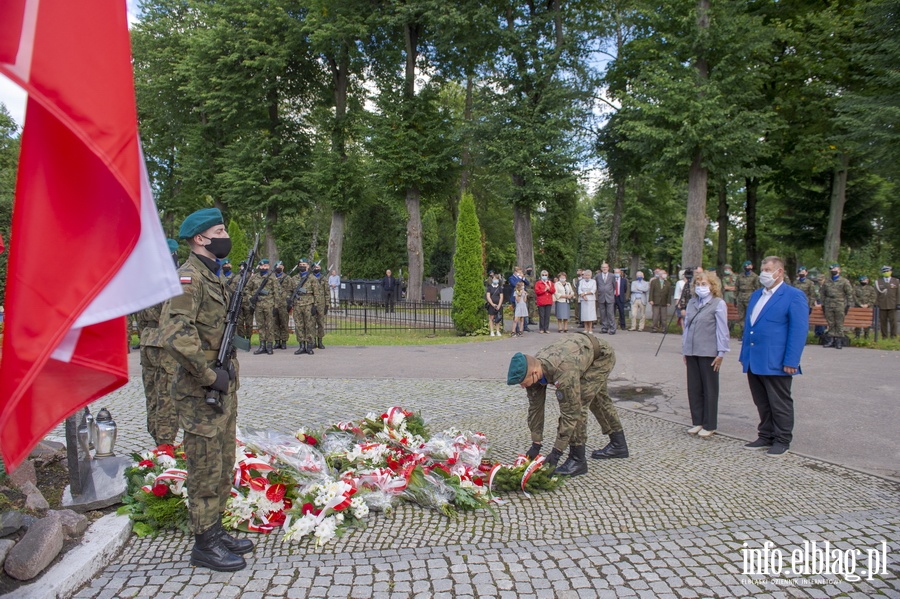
[
  {"xmin": 451, "ymin": 193, "xmax": 485, "ymax": 335},
  {"xmin": 227, "ymin": 219, "xmax": 251, "ymax": 267},
  {"xmin": 0, "ymin": 104, "xmax": 19, "ymax": 306}
]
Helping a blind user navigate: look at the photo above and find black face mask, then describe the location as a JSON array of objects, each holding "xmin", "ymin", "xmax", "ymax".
[
  {"xmin": 299, "ymin": 266, "xmax": 308, "ymax": 273},
  {"xmin": 223, "ymin": 267, "xmax": 232, "ymax": 275},
  {"xmin": 313, "ymin": 268, "xmax": 321, "ymax": 275},
  {"xmin": 203, "ymin": 236, "xmax": 231, "ymax": 259},
  {"xmin": 260, "ymin": 268, "xmax": 270, "ymax": 275},
  {"xmin": 276, "ymin": 267, "xmax": 284, "ymax": 273}
]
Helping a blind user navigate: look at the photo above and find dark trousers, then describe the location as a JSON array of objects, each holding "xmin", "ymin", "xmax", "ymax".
[
  {"xmin": 747, "ymin": 369, "xmax": 794, "ymax": 446},
  {"xmin": 598, "ymin": 300, "xmax": 616, "ymax": 331},
  {"xmin": 880, "ymin": 308, "xmax": 896, "ymax": 338},
  {"xmin": 384, "ymin": 290, "xmax": 395, "ymax": 312},
  {"xmin": 538, "ymin": 304, "xmax": 551, "ymax": 332},
  {"xmin": 614, "ymin": 298, "xmax": 627, "ymax": 328},
  {"xmin": 685, "ymin": 355, "xmax": 719, "ymax": 430}
]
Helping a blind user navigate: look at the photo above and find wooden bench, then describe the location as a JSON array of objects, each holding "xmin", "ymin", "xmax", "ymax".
[{"xmin": 724, "ymin": 302, "xmax": 875, "ymax": 331}]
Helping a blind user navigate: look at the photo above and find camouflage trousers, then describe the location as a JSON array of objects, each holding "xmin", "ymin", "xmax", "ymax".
[
  {"xmin": 824, "ymin": 304, "xmax": 846, "ymax": 337},
  {"xmin": 315, "ymin": 308, "xmax": 326, "ymax": 338},
  {"xmin": 527, "ymin": 355, "xmax": 623, "ymax": 452},
  {"xmin": 293, "ymin": 305, "xmax": 315, "ymax": 343},
  {"xmin": 274, "ymin": 306, "xmax": 291, "ymax": 341},
  {"xmin": 176, "ymin": 386, "xmax": 237, "ymax": 535},
  {"xmin": 238, "ymin": 306, "xmax": 254, "ymax": 340},
  {"xmin": 737, "ymin": 295, "xmax": 752, "ymax": 323},
  {"xmin": 140, "ymin": 347, "xmax": 178, "ymax": 446},
  {"xmin": 255, "ymin": 305, "xmax": 275, "ymax": 343}
]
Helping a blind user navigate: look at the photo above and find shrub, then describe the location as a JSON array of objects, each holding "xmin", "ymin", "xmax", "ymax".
[{"xmin": 451, "ymin": 193, "xmax": 487, "ymax": 335}]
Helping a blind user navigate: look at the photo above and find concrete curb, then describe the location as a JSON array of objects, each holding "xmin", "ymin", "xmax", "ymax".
[{"xmin": 5, "ymin": 512, "xmax": 132, "ymax": 599}]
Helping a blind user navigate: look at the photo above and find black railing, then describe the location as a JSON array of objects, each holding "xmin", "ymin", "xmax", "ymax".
[{"xmin": 310, "ymin": 300, "xmax": 454, "ymax": 334}]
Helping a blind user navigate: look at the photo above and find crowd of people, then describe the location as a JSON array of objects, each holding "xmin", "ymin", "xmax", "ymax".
[{"xmin": 486, "ymin": 262, "xmax": 898, "ymax": 343}]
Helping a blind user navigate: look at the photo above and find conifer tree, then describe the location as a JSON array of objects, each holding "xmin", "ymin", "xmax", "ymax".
[{"xmin": 451, "ymin": 193, "xmax": 485, "ymax": 335}]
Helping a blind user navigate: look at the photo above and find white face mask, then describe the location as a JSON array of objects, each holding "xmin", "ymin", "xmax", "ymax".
[
  {"xmin": 559, "ymin": 277, "xmax": 566, "ymax": 283},
  {"xmin": 695, "ymin": 285, "xmax": 711, "ymax": 298},
  {"xmin": 759, "ymin": 270, "xmax": 777, "ymax": 288},
  {"xmin": 541, "ymin": 275, "xmax": 548, "ymax": 281}
]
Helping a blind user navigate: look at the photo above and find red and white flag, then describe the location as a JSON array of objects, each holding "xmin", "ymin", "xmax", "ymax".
[{"xmin": 0, "ymin": 0, "xmax": 181, "ymax": 471}]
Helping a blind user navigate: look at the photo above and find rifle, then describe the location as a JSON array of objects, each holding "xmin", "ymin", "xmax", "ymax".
[
  {"xmin": 247, "ymin": 269, "xmax": 270, "ymax": 312},
  {"xmin": 206, "ymin": 234, "xmax": 259, "ymax": 414},
  {"xmin": 287, "ymin": 270, "xmax": 311, "ymax": 311}
]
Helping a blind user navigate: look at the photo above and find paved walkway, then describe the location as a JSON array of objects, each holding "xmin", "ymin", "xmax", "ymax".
[{"xmin": 66, "ymin": 330, "xmax": 899, "ymax": 598}]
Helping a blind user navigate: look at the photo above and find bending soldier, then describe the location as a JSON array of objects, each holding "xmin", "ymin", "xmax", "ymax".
[{"xmin": 506, "ymin": 333, "xmax": 628, "ymax": 477}]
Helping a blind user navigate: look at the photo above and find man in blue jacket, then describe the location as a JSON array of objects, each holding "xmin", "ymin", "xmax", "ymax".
[{"xmin": 739, "ymin": 255, "xmax": 809, "ymax": 457}]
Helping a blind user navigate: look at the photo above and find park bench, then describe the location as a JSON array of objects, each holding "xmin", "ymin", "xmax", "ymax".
[{"xmin": 724, "ymin": 302, "xmax": 877, "ymax": 338}]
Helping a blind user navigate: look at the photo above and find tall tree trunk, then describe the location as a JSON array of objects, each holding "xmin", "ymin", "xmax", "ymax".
[
  {"xmin": 682, "ymin": 151, "xmax": 708, "ymax": 268},
  {"xmin": 630, "ymin": 251, "xmax": 641, "ymax": 279},
  {"xmin": 308, "ymin": 214, "xmax": 319, "ymax": 265},
  {"xmin": 823, "ymin": 153, "xmax": 850, "ymax": 263},
  {"xmin": 265, "ymin": 204, "xmax": 278, "ymax": 263},
  {"xmin": 328, "ymin": 211, "xmax": 345, "ymax": 276},
  {"xmin": 512, "ymin": 184, "xmax": 535, "ymax": 272},
  {"xmin": 745, "ymin": 177, "xmax": 758, "ymax": 267},
  {"xmin": 716, "ymin": 180, "xmax": 728, "ymax": 275},
  {"xmin": 406, "ymin": 185, "xmax": 424, "ymax": 302},
  {"xmin": 609, "ymin": 178, "xmax": 625, "ymax": 267}
]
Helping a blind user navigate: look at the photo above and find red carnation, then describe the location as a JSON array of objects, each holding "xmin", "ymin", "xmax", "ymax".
[
  {"xmin": 301, "ymin": 502, "xmax": 316, "ymax": 515},
  {"xmin": 473, "ymin": 478, "xmax": 484, "ymax": 487},
  {"xmin": 151, "ymin": 483, "xmax": 169, "ymax": 497},
  {"xmin": 304, "ymin": 435, "xmax": 318, "ymax": 446},
  {"xmin": 138, "ymin": 459, "xmax": 155, "ymax": 468}
]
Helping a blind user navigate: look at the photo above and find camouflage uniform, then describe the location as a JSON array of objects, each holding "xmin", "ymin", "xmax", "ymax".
[
  {"xmin": 273, "ymin": 272, "xmax": 292, "ymax": 347},
  {"xmin": 312, "ymin": 271, "xmax": 329, "ymax": 344},
  {"xmin": 245, "ymin": 271, "xmax": 275, "ymax": 348},
  {"xmin": 853, "ymin": 282, "xmax": 877, "ymax": 337},
  {"xmin": 136, "ymin": 302, "xmax": 178, "ymax": 446},
  {"xmin": 820, "ymin": 275, "xmax": 854, "ymax": 338},
  {"xmin": 289, "ymin": 270, "xmax": 317, "ymax": 347},
  {"xmin": 721, "ymin": 272, "xmax": 737, "ymax": 306},
  {"xmin": 792, "ymin": 278, "xmax": 818, "ymax": 311},
  {"xmin": 526, "ymin": 281, "xmax": 538, "ymax": 325},
  {"xmin": 526, "ymin": 333, "xmax": 621, "ymax": 452},
  {"xmin": 735, "ymin": 270, "xmax": 760, "ymax": 322},
  {"xmin": 159, "ymin": 252, "xmax": 239, "ymax": 535}
]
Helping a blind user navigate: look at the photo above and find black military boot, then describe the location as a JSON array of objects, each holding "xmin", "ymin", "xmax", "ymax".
[
  {"xmin": 834, "ymin": 336, "xmax": 843, "ymax": 350},
  {"xmin": 218, "ymin": 520, "xmax": 254, "ymax": 555},
  {"xmin": 294, "ymin": 342, "xmax": 306, "ymax": 355},
  {"xmin": 253, "ymin": 344, "xmax": 267, "ymax": 355},
  {"xmin": 316, "ymin": 337, "xmax": 325, "ymax": 349},
  {"xmin": 591, "ymin": 431, "xmax": 629, "ymax": 459},
  {"xmin": 555, "ymin": 445, "xmax": 588, "ymax": 476},
  {"xmin": 190, "ymin": 523, "xmax": 246, "ymax": 572},
  {"xmin": 823, "ymin": 335, "xmax": 834, "ymax": 348},
  {"xmin": 266, "ymin": 342, "xmax": 273, "ymax": 355},
  {"xmin": 305, "ymin": 341, "xmax": 315, "ymax": 355}
]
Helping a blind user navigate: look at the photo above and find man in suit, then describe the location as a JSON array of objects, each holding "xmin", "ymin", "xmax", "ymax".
[
  {"xmin": 648, "ymin": 270, "xmax": 672, "ymax": 333},
  {"xmin": 739, "ymin": 255, "xmax": 809, "ymax": 457},
  {"xmin": 594, "ymin": 263, "xmax": 616, "ymax": 334},
  {"xmin": 382, "ymin": 269, "xmax": 397, "ymax": 313},
  {"xmin": 613, "ymin": 268, "xmax": 629, "ymax": 330}
]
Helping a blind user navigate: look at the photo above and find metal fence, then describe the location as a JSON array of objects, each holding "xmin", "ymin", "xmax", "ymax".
[{"xmin": 304, "ymin": 300, "xmax": 455, "ymax": 334}]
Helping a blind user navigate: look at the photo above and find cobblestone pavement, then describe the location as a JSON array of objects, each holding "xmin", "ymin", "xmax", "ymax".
[{"xmin": 64, "ymin": 377, "xmax": 899, "ymax": 598}]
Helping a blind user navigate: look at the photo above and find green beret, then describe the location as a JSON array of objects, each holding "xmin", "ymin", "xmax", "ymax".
[
  {"xmin": 797, "ymin": 265, "xmax": 807, "ymax": 272},
  {"xmin": 859, "ymin": 275, "xmax": 868, "ymax": 281},
  {"xmin": 275, "ymin": 260, "xmax": 283, "ymax": 267},
  {"xmin": 742, "ymin": 260, "xmax": 752, "ymax": 267},
  {"xmin": 298, "ymin": 257, "xmax": 309, "ymax": 264},
  {"xmin": 259, "ymin": 259, "xmax": 269, "ymax": 265},
  {"xmin": 166, "ymin": 238, "xmax": 179, "ymax": 253},
  {"xmin": 507, "ymin": 353, "xmax": 527, "ymax": 385},
  {"xmin": 178, "ymin": 208, "xmax": 224, "ymax": 239},
  {"xmin": 829, "ymin": 263, "xmax": 840, "ymax": 269},
  {"xmin": 222, "ymin": 258, "xmax": 231, "ymax": 265}
]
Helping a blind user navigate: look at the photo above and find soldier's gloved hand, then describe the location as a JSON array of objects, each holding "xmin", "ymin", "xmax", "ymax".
[
  {"xmin": 844, "ymin": 305, "xmax": 849, "ymax": 315},
  {"xmin": 210, "ymin": 368, "xmax": 230, "ymax": 393},
  {"xmin": 225, "ymin": 362, "xmax": 236, "ymax": 381},
  {"xmin": 525, "ymin": 443, "xmax": 542, "ymax": 460},
  {"xmin": 324, "ymin": 306, "xmax": 329, "ymax": 315}
]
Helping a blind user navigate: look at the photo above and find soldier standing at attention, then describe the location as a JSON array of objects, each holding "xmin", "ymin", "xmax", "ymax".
[
  {"xmin": 874, "ymin": 266, "xmax": 899, "ymax": 339},
  {"xmin": 246, "ymin": 259, "xmax": 275, "ymax": 355},
  {"xmin": 506, "ymin": 333, "xmax": 628, "ymax": 477},
  {"xmin": 721, "ymin": 264, "xmax": 736, "ymax": 306},
  {"xmin": 853, "ymin": 275, "xmax": 876, "ymax": 339},
  {"xmin": 136, "ymin": 301, "xmax": 177, "ymax": 449},
  {"xmin": 221, "ymin": 259, "xmax": 235, "ymax": 289},
  {"xmin": 291, "ymin": 258, "xmax": 317, "ymax": 355},
  {"xmin": 312, "ymin": 263, "xmax": 329, "ymax": 349},
  {"xmin": 734, "ymin": 260, "xmax": 760, "ymax": 323},
  {"xmin": 272, "ymin": 261, "xmax": 291, "ymax": 350},
  {"xmin": 820, "ymin": 263, "xmax": 854, "ymax": 349},
  {"xmin": 792, "ymin": 266, "xmax": 817, "ymax": 314},
  {"xmin": 158, "ymin": 207, "xmax": 253, "ymax": 571},
  {"xmin": 525, "ymin": 266, "xmax": 539, "ymax": 328}
]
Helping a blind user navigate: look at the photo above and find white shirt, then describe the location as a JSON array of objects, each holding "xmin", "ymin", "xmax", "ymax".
[{"xmin": 749, "ymin": 279, "xmax": 784, "ymax": 325}]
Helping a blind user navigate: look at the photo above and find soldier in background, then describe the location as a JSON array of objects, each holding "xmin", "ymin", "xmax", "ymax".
[
  {"xmin": 853, "ymin": 275, "xmax": 876, "ymax": 339},
  {"xmin": 874, "ymin": 265, "xmax": 899, "ymax": 338},
  {"xmin": 792, "ymin": 266, "xmax": 817, "ymax": 313},
  {"xmin": 135, "ymin": 301, "xmax": 177, "ymax": 448},
  {"xmin": 525, "ymin": 266, "xmax": 538, "ymax": 328},
  {"xmin": 734, "ymin": 260, "xmax": 760, "ymax": 323},
  {"xmin": 820, "ymin": 263, "xmax": 854, "ymax": 349},
  {"xmin": 272, "ymin": 261, "xmax": 291, "ymax": 350},
  {"xmin": 158, "ymin": 207, "xmax": 252, "ymax": 571},
  {"xmin": 312, "ymin": 263, "xmax": 329, "ymax": 349},
  {"xmin": 290, "ymin": 258, "xmax": 317, "ymax": 355},
  {"xmin": 245, "ymin": 259, "xmax": 275, "ymax": 355},
  {"xmin": 721, "ymin": 264, "xmax": 736, "ymax": 305},
  {"xmin": 506, "ymin": 333, "xmax": 628, "ymax": 477}
]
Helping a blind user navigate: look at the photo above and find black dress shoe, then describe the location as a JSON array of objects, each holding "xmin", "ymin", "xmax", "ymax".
[
  {"xmin": 744, "ymin": 438, "xmax": 772, "ymax": 450},
  {"xmin": 766, "ymin": 443, "xmax": 789, "ymax": 457}
]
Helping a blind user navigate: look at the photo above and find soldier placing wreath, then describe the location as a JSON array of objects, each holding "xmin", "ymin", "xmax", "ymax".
[{"xmin": 506, "ymin": 333, "xmax": 629, "ymax": 477}]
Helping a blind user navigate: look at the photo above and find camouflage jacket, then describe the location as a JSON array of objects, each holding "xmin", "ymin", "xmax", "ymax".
[
  {"xmin": 135, "ymin": 302, "xmax": 163, "ymax": 348},
  {"xmin": 288, "ymin": 271, "xmax": 316, "ymax": 308},
  {"xmin": 854, "ymin": 284, "xmax": 877, "ymax": 307},
  {"xmin": 792, "ymin": 279, "xmax": 818, "ymax": 308},
  {"xmin": 245, "ymin": 272, "xmax": 276, "ymax": 310},
  {"xmin": 159, "ymin": 252, "xmax": 238, "ymax": 400},
  {"xmin": 273, "ymin": 273, "xmax": 293, "ymax": 308},
  {"xmin": 735, "ymin": 272, "xmax": 760, "ymax": 297},
  {"xmin": 526, "ymin": 334, "xmax": 615, "ymax": 407},
  {"xmin": 312, "ymin": 274, "xmax": 328, "ymax": 308},
  {"xmin": 820, "ymin": 276, "xmax": 853, "ymax": 307},
  {"xmin": 722, "ymin": 274, "xmax": 736, "ymax": 302}
]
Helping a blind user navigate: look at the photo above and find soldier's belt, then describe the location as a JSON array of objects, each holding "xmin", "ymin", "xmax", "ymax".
[{"xmin": 577, "ymin": 331, "xmax": 602, "ymax": 361}]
